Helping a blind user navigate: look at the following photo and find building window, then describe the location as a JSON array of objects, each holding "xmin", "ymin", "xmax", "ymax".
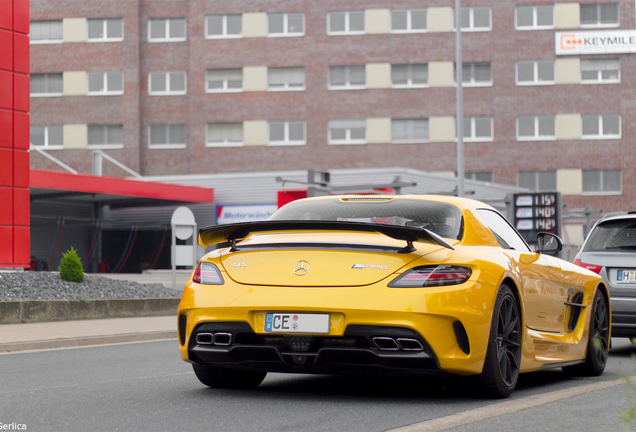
[
  {"xmin": 30, "ymin": 125, "xmax": 63, "ymax": 149},
  {"xmin": 518, "ymin": 171, "xmax": 557, "ymax": 192},
  {"xmin": 206, "ymin": 14, "xmax": 242, "ymax": 38},
  {"xmin": 30, "ymin": 20, "xmax": 63, "ymax": 44},
  {"xmin": 269, "ymin": 121, "xmax": 306, "ymax": 146},
  {"xmin": 515, "ymin": 6, "xmax": 554, "ymax": 30},
  {"xmin": 328, "ymin": 65, "xmax": 365, "ymax": 89},
  {"xmin": 466, "ymin": 172, "xmax": 493, "ymax": 182},
  {"xmin": 456, "ymin": 62, "xmax": 492, "ymax": 86},
  {"xmin": 517, "ymin": 116, "xmax": 556, "ymax": 140},
  {"xmin": 268, "ymin": 13, "xmax": 304, "ymax": 37},
  {"xmin": 462, "ymin": 117, "xmax": 493, "ymax": 142},
  {"xmin": 148, "ymin": 124, "xmax": 186, "ymax": 149},
  {"xmin": 516, "ymin": 61, "xmax": 555, "ymax": 85},
  {"xmin": 454, "ymin": 7, "xmax": 491, "ymax": 31},
  {"xmin": 391, "ymin": 119, "xmax": 428, "ymax": 143},
  {"xmin": 268, "ymin": 67, "xmax": 305, "ymax": 91},
  {"xmin": 583, "ymin": 170, "xmax": 621, "ymax": 194},
  {"xmin": 581, "ymin": 59, "xmax": 620, "ymax": 83},
  {"xmin": 206, "ymin": 123, "xmax": 243, "ymax": 147},
  {"xmin": 580, "ymin": 3, "xmax": 619, "ymax": 27},
  {"xmin": 148, "ymin": 18, "xmax": 186, "ymax": 42},
  {"xmin": 87, "ymin": 124, "xmax": 124, "ymax": 149},
  {"xmin": 87, "ymin": 18, "xmax": 123, "ymax": 42},
  {"xmin": 391, "ymin": 9, "xmax": 427, "ymax": 33},
  {"xmin": 206, "ymin": 69, "xmax": 243, "ymax": 93},
  {"xmin": 391, "ymin": 64, "xmax": 427, "ymax": 88},
  {"xmin": 327, "ymin": 11, "xmax": 365, "ymax": 35},
  {"xmin": 30, "ymin": 73, "xmax": 63, "ymax": 97},
  {"xmin": 328, "ymin": 120, "xmax": 366, "ymax": 145},
  {"xmin": 581, "ymin": 115, "xmax": 620, "ymax": 139},
  {"xmin": 87, "ymin": 71, "xmax": 124, "ymax": 95},
  {"xmin": 148, "ymin": 71, "xmax": 187, "ymax": 95}
]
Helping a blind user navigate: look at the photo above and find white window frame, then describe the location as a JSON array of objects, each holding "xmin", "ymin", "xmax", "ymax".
[
  {"xmin": 391, "ymin": 118, "xmax": 429, "ymax": 144},
  {"xmin": 514, "ymin": 5, "xmax": 555, "ymax": 30},
  {"xmin": 147, "ymin": 124, "xmax": 187, "ymax": 150},
  {"xmin": 30, "ymin": 125, "xmax": 63, "ymax": 150},
  {"xmin": 267, "ymin": 67, "xmax": 305, "ymax": 91},
  {"xmin": 390, "ymin": 9, "xmax": 427, "ymax": 34},
  {"xmin": 582, "ymin": 170, "xmax": 622, "ymax": 195},
  {"xmin": 327, "ymin": 11, "xmax": 365, "ymax": 35},
  {"xmin": 148, "ymin": 18, "xmax": 187, "ymax": 42},
  {"xmin": 148, "ymin": 71, "xmax": 187, "ymax": 95},
  {"xmin": 205, "ymin": 69, "xmax": 243, "ymax": 93},
  {"xmin": 328, "ymin": 120, "xmax": 367, "ymax": 145},
  {"xmin": 87, "ymin": 124, "xmax": 124, "ymax": 150},
  {"xmin": 453, "ymin": 7, "xmax": 492, "ymax": 32},
  {"xmin": 461, "ymin": 117, "xmax": 493, "ymax": 142},
  {"xmin": 580, "ymin": 3, "xmax": 620, "ymax": 28},
  {"xmin": 456, "ymin": 62, "xmax": 492, "ymax": 87},
  {"xmin": 581, "ymin": 114, "xmax": 621, "ymax": 139},
  {"xmin": 206, "ymin": 123, "xmax": 244, "ymax": 148},
  {"xmin": 86, "ymin": 18, "xmax": 124, "ymax": 42},
  {"xmin": 465, "ymin": 171, "xmax": 493, "ymax": 182},
  {"xmin": 30, "ymin": 73, "xmax": 63, "ymax": 97},
  {"xmin": 87, "ymin": 71, "xmax": 124, "ymax": 96},
  {"xmin": 268, "ymin": 121, "xmax": 306, "ymax": 146},
  {"xmin": 267, "ymin": 13, "xmax": 305, "ymax": 37},
  {"xmin": 518, "ymin": 171, "xmax": 557, "ymax": 192},
  {"xmin": 205, "ymin": 14, "xmax": 243, "ymax": 39},
  {"xmin": 516, "ymin": 116, "xmax": 556, "ymax": 141},
  {"xmin": 30, "ymin": 20, "xmax": 63, "ymax": 44},
  {"xmin": 328, "ymin": 65, "xmax": 366, "ymax": 90},
  {"xmin": 515, "ymin": 61, "xmax": 556, "ymax": 86},
  {"xmin": 391, "ymin": 63, "xmax": 428, "ymax": 88},
  {"xmin": 580, "ymin": 59, "xmax": 620, "ymax": 84}
]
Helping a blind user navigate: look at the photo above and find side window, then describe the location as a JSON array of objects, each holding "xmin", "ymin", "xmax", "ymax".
[{"xmin": 476, "ymin": 209, "xmax": 531, "ymax": 252}]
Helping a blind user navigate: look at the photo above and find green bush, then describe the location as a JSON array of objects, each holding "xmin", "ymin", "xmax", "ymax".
[{"xmin": 58, "ymin": 247, "xmax": 84, "ymax": 282}]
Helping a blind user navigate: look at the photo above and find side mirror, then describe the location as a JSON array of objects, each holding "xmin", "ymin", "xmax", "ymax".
[{"xmin": 536, "ymin": 232, "xmax": 563, "ymax": 253}]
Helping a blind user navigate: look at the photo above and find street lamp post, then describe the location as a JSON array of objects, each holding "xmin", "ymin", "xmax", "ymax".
[{"xmin": 455, "ymin": 0, "xmax": 465, "ymax": 197}]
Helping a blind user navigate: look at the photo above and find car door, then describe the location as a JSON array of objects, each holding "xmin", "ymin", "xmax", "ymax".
[{"xmin": 476, "ymin": 209, "xmax": 566, "ymax": 334}]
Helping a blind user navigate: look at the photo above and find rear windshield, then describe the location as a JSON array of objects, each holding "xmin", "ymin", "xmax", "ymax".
[
  {"xmin": 584, "ymin": 219, "xmax": 636, "ymax": 251},
  {"xmin": 269, "ymin": 198, "xmax": 464, "ymax": 240}
]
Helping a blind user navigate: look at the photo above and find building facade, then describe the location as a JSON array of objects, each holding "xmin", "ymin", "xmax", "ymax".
[{"xmin": 29, "ymin": 0, "xmax": 636, "ymax": 213}]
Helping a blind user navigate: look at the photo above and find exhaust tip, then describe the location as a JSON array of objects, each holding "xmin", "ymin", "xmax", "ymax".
[
  {"xmin": 396, "ymin": 338, "xmax": 423, "ymax": 351},
  {"xmin": 372, "ymin": 337, "xmax": 400, "ymax": 351},
  {"xmin": 213, "ymin": 332, "xmax": 232, "ymax": 346},
  {"xmin": 195, "ymin": 332, "xmax": 214, "ymax": 345}
]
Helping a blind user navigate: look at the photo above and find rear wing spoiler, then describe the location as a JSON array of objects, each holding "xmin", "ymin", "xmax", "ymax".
[{"xmin": 198, "ymin": 220, "xmax": 455, "ymax": 252}]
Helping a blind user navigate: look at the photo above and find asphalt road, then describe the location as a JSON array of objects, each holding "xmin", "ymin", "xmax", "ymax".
[{"xmin": 1, "ymin": 339, "xmax": 636, "ymax": 432}]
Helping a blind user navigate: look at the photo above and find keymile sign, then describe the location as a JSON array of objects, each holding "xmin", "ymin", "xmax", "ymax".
[
  {"xmin": 216, "ymin": 204, "xmax": 278, "ymax": 225},
  {"xmin": 556, "ymin": 30, "xmax": 636, "ymax": 55}
]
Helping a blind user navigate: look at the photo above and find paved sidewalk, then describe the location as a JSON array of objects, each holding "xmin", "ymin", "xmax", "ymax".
[{"xmin": 0, "ymin": 315, "xmax": 177, "ymax": 353}]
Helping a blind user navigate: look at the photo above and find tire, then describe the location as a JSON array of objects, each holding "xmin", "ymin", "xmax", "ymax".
[
  {"xmin": 478, "ymin": 284, "xmax": 522, "ymax": 398},
  {"xmin": 562, "ymin": 290, "xmax": 610, "ymax": 376},
  {"xmin": 192, "ymin": 364, "xmax": 267, "ymax": 389}
]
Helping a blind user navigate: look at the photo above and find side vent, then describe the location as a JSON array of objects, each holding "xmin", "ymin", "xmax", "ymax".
[
  {"xmin": 566, "ymin": 291, "xmax": 586, "ymax": 333},
  {"xmin": 453, "ymin": 321, "xmax": 470, "ymax": 355},
  {"xmin": 178, "ymin": 314, "xmax": 187, "ymax": 346}
]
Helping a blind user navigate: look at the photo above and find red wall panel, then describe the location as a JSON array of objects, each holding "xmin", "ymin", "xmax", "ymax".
[
  {"xmin": 13, "ymin": 32, "xmax": 28, "ymax": 74},
  {"xmin": 13, "ymin": 72, "xmax": 28, "ymax": 112},
  {"xmin": 13, "ymin": 149, "xmax": 28, "ymax": 187},
  {"xmin": 0, "ymin": 186, "xmax": 12, "ymax": 225},
  {"xmin": 0, "ymin": 29, "xmax": 12, "ymax": 71},
  {"xmin": 0, "ymin": 226, "xmax": 12, "ymax": 263},
  {"xmin": 13, "ymin": 111, "xmax": 28, "ymax": 149},
  {"xmin": 13, "ymin": 225, "xmax": 29, "ymax": 264},
  {"xmin": 0, "ymin": 147, "xmax": 12, "ymax": 186},
  {"xmin": 0, "ymin": 0, "xmax": 12, "ymax": 31},
  {"xmin": 12, "ymin": 0, "xmax": 28, "ymax": 35},
  {"xmin": 0, "ymin": 70, "xmax": 12, "ymax": 109},
  {"xmin": 13, "ymin": 186, "xmax": 28, "ymax": 225},
  {"xmin": 0, "ymin": 108, "xmax": 11, "ymax": 148}
]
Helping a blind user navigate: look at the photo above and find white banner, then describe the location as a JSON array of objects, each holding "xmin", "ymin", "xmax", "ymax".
[
  {"xmin": 216, "ymin": 204, "xmax": 277, "ymax": 224},
  {"xmin": 556, "ymin": 30, "xmax": 636, "ymax": 55}
]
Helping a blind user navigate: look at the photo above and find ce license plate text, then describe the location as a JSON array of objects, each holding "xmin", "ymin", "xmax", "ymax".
[
  {"xmin": 264, "ymin": 313, "xmax": 329, "ymax": 333},
  {"xmin": 618, "ymin": 270, "xmax": 636, "ymax": 284}
]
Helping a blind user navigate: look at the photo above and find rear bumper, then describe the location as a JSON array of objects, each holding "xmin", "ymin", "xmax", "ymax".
[{"xmin": 187, "ymin": 322, "xmax": 441, "ymax": 375}]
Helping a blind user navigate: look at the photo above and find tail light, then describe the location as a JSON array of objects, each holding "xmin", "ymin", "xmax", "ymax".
[
  {"xmin": 573, "ymin": 259, "xmax": 602, "ymax": 274},
  {"xmin": 389, "ymin": 265, "xmax": 472, "ymax": 288},
  {"xmin": 192, "ymin": 262, "xmax": 225, "ymax": 285}
]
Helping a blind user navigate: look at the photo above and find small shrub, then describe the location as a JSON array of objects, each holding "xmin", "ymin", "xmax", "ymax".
[{"xmin": 58, "ymin": 247, "xmax": 84, "ymax": 282}]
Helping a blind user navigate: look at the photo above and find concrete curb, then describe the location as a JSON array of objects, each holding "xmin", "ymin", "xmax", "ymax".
[
  {"xmin": 0, "ymin": 331, "xmax": 178, "ymax": 353},
  {"xmin": 0, "ymin": 298, "xmax": 181, "ymax": 324}
]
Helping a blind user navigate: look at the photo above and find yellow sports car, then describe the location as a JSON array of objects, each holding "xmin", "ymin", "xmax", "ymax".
[{"xmin": 178, "ymin": 195, "xmax": 609, "ymax": 398}]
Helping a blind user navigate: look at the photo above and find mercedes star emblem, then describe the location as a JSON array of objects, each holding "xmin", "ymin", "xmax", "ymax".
[{"xmin": 293, "ymin": 260, "xmax": 310, "ymax": 276}]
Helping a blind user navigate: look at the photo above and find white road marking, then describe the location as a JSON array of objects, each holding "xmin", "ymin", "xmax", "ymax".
[{"xmin": 388, "ymin": 377, "xmax": 633, "ymax": 432}]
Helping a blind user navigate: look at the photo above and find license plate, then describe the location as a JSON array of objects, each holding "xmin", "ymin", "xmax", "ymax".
[
  {"xmin": 617, "ymin": 270, "xmax": 636, "ymax": 284},
  {"xmin": 264, "ymin": 313, "xmax": 329, "ymax": 333}
]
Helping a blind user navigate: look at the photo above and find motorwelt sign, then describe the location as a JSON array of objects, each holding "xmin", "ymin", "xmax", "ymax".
[
  {"xmin": 556, "ymin": 30, "xmax": 636, "ymax": 55},
  {"xmin": 216, "ymin": 204, "xmax": 277, "ymax": 224}
]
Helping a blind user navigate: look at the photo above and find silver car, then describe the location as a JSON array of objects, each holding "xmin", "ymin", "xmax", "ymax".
[{"xmin": 574, "ymin": 212, "xmax": 636, "ymax": 338}]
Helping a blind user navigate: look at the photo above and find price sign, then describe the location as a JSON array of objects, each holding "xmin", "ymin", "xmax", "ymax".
[{"xmin": 513, "ymin": 192, "xmax": 561, "ymax": 245}]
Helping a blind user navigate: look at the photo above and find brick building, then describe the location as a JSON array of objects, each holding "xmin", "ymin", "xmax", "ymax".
[{"xmin": 28, "ymin": 0, "xmax": 636, "ymax": 215}]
